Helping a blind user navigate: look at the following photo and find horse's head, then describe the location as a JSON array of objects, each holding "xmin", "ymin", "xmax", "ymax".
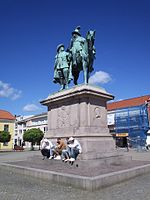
[
  {"xmin": 86, "ymin": 30, "xmax": 95, "ymax": 50},
  {"xmin": 86, "ymin": 30, "xmax": 95, "ymax": 42}
]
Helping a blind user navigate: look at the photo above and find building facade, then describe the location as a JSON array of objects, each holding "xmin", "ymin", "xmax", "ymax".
[
  {"xmin": 14, "ymin": 115, "xmax": 33, "ymax": 146},
  {"xmin": 14, "ymin": 113, "xmax": 48, "ymax": 149},
  {"xmin": 0, "ymin": 110, "xmax": 15, "ymax": 150},
  {"xmin": 107, "ymin": 95, "xmax": 150, "ymax": 147}
]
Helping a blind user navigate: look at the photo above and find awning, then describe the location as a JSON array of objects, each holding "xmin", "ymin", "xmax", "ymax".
[{"xmin": 116, "ymin": 133, "xmax": 128, "ymax": 137}]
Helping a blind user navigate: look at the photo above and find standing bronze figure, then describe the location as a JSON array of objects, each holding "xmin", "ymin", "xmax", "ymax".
[{"xmin": 53, "ymin": 44, "xmax": 72, "ymax": 90}]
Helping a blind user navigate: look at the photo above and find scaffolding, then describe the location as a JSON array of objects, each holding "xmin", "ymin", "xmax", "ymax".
[{"xmin": 115, "ymin": 104, "xmax": 149, "ymax": 148}]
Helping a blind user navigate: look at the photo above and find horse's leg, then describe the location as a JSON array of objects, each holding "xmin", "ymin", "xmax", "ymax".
[
  {"xmin": 83, "ymin": 61, "xmax": 88, "ymax": 84},
  {"xmin": 72, "ymin": 65, "xmax": 79, "ymax": 85},
  {"xmin": 86, "ymin": 69, "xmax": 89, "ymax": 84},
  {"xmin": 74, "ymin": 70, "xmax": 79, "ymax": 85}
]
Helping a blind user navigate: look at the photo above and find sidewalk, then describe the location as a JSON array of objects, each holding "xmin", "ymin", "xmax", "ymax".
[
  {"xmin": 128, "ymin": 149, "xmax": 150, "ymax": 161},
  {"xmin": 117, "ymin": 148, "xmax": 150, "ymax": 161},
  {"xmin": 3, "ymin": 151, "xmax": 150, "ymax": 177},
  {"xmin": 0, "ymin": 149, "xmax": 150, "ymax": 190}
]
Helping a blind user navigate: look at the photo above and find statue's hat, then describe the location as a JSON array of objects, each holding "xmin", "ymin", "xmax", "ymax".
[
  {"xmin": 56, "ymin": 44, "xmax": 64, "ymax": 52},
  {"xmin": 72, "ymin": 26, "xmax": 81, "ymax": 36}
]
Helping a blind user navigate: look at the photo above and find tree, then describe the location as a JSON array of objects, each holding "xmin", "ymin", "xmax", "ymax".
[
  {"xmin": 23, "ymin": 128, "xmax": 44, "ymax": 150},
  {"xmin": 0, "ymin": 131, "xmax": 11, "ymax": 143}
]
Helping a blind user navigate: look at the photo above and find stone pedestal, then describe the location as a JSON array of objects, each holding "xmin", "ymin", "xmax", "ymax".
[{"xmin": 40, "ymin": 85, "xmax": 129, "ymax": 163}]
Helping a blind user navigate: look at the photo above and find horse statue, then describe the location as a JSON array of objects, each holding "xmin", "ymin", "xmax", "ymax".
[{"xmin": 69, "ymin": 27, "xmax": 96, "ymax": 85}]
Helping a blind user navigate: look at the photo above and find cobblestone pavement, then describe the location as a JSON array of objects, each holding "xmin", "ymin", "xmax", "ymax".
[
  {"xmin": 0, "ymin": 150, "xmax": 40, "ymax": 162},
  {"xmin": 7, "ymin": 155, "xmax": 150, "ymax": 177},
  {"xmin": 0, "ymin": 167, "xmax": 150, "ymax": 200},
  {"xmin": 127, "ymin": 149, "xmax": 150, "ymax": 161},
  {"xmin": 0, "ymin": 150, "xmax": 150, "ymax": 199},
  {"xmin": 1, "ymin": 149, "xmax": 150, "ymax": 177}
]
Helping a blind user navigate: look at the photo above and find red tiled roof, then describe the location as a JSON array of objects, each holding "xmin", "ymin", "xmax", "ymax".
[
  {"xmin": 0, "ymin": 110, "xmax": 15, "ymax": 120},
  {"xmin": 107, "ymin": 95, "xmax": 150, "ymax": 111}
]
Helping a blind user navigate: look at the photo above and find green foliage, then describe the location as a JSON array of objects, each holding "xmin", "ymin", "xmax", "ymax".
[
  {"xmin": 23, "ymin": 128, "xmax": 44, "ymax": 150},
  {"xmin": 23, "ymin": 128, "xmax": 44, "ymax": 143},
  {"xmin": 0, "ymin": 131, "xmax": 11, "ymax": 143}
]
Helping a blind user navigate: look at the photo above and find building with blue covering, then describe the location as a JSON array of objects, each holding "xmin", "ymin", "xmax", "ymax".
[{"xmin": 107, "ymin": 95, "xmax": 150, "ymax": 148}]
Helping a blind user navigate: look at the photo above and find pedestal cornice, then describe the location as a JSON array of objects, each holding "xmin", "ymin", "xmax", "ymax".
[{"xmin": 40, "ymin": 84, "xmax": 114, "ymax": 106}]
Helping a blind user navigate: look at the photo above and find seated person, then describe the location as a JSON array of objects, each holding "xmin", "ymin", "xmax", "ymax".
[
  {"xmin": 62, "ymin": 137, "xmax": 82, "ymax": 164},
  {"xmin": 50, "ymin": 137, "xmax": 66, "ymax": 160},
  {"xmin": 40, "ymin": 138, "xmax": 54, "ymax": 160},
  {"xmin": 61, "ymin": 137, "xmax": 70, "ymax": 161}
]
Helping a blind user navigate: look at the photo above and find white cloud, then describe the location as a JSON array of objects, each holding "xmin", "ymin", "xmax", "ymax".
[
  {"xmin": 0, "ymin": 80, "xmax": 22, "ymax": 100},
  {"xmin": 89, "ymin": 71, "xmax": 112, "ymax": 85},
  {"xmin": 23, "ymin": 104, "xmax": 41, "ymax": 112}
]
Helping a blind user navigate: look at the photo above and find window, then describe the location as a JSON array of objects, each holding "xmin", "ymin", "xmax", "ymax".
[
  {"xmin": 4, "ymin": 124, "xmax": 9, "ymax": 132},
  {"xmin": 3, "ymin": 142, "xmax": 8, "ymax": 146},
  {"xmin": 44, "ymin": 126, "xmax": 48, "ymax": 133},
  {"xmin": 14, "ymin": 139, "xmax": 17, "ymax": 146}
]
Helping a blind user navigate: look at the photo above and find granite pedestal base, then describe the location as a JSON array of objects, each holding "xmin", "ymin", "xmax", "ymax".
[{"xmin": 40, "ymin": 85, "xmax": 129, "ymax": 164}]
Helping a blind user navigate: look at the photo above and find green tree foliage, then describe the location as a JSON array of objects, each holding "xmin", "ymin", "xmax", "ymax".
[
  {"xmin": 0, "ymin": 131, "xmax": 11, "ymax": 143},
  {"xmin": 23, "ymin": 128, "xmax": 44, "ymax": 150}
]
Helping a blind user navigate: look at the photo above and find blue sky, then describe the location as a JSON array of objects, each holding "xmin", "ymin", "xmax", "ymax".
[{"xmin": 0, "ymin": 0, "xmax": 150, "ymax": 116}]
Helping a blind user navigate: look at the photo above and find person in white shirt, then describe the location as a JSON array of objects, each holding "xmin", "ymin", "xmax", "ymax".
[
  {"xmin": 40, "ymin": 138, "xmax": 54, "ymax": 160},
  {"xmin": 65, "ymin": 137, "xmax": 82, "ymax": 164}
]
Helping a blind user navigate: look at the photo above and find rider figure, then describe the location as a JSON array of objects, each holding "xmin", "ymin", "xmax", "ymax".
[
  {"xmin": 70, "ymin": 26, "xmax": 88, "ymax": 67},
  {"xmin": 53, "ymin": 44, "xmax": 72, "ymax": 90}
]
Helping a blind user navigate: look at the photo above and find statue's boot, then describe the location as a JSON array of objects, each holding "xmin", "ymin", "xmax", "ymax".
[
  {"xmin": 74, "ymin": 80, "xmax": 78, "ymax": 85},
  {"xmin": 65, "ymin": 84, "xmax": 68, "ymax": 89},
  {"xmin": 60, "ymin": 85, "xmax": 64, "ymax": 91}
]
